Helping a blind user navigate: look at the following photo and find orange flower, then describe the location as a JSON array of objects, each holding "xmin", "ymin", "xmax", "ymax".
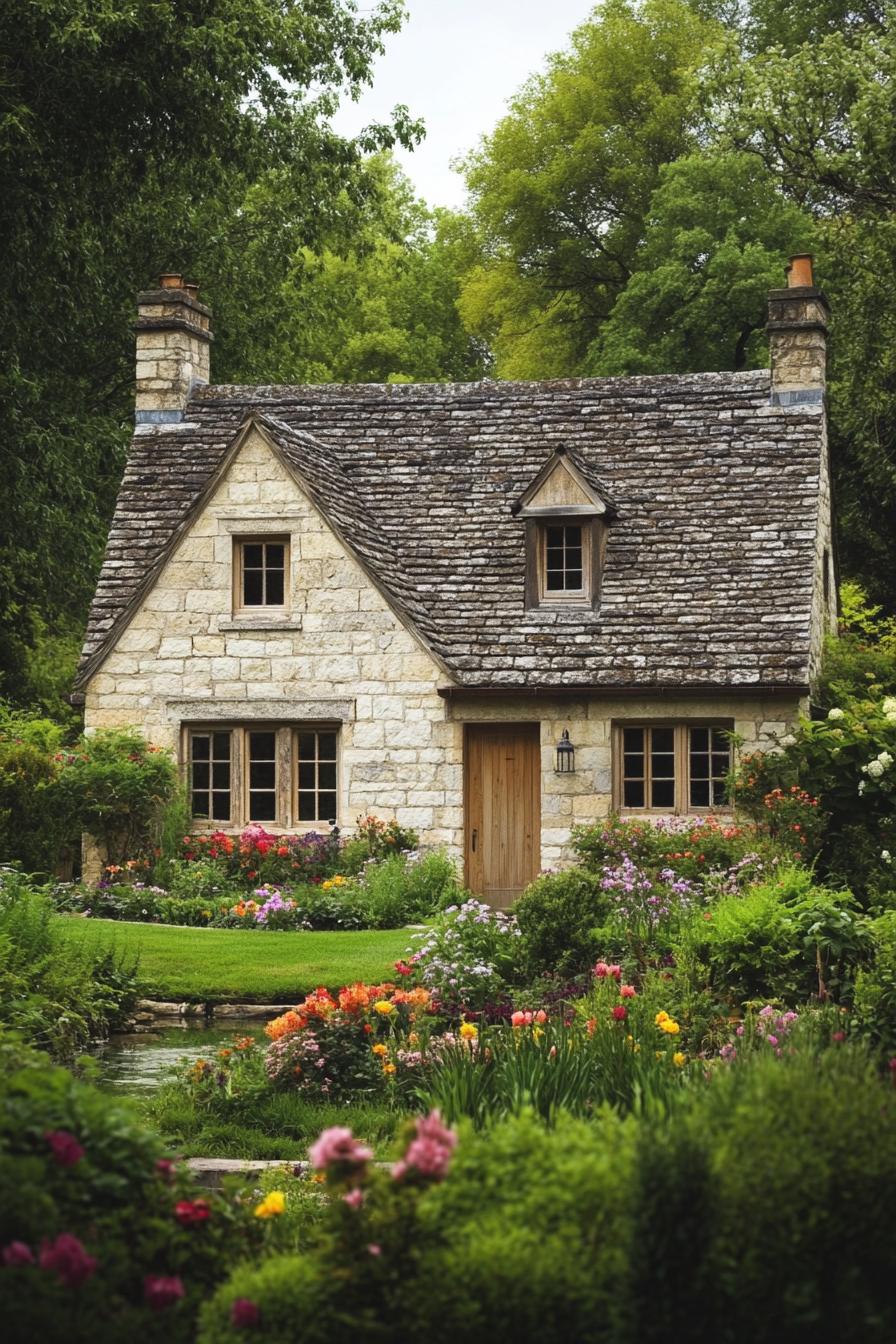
[{"xmin": 265, "ymin": 1009, "xmax": 303, "ymax": 1041}]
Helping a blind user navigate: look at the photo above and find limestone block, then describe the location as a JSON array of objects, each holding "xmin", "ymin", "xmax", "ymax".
[
  {"xmin": 211, "ymin": 657, "xmax": 240, "ymax": 680},
  {"xmin": 239, "ymin": 658, "xmax": 272, "ymax": 680},
  {"xmin": 224, "ymin": 638, "xmax": 267, "ymax": 658},
  {"xmin": 192, "ymin": 636, "xmax": 226, "ymax": 656},
  {"xmin": 158, "ymin": 637, "xmax": 192, "ymax": 658},
  {"xmin": 185, "ymin": 590, "xmax": 228, "ymax": 614}
]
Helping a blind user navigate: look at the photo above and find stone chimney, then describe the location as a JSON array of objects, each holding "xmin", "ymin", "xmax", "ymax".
[
  {"xmin": 766, "ymin": 254, "xmax": 829, "ymax": 407},
  {"xmin": 135, "ymin": 273, "xmax": 212, "ymax": 424}
]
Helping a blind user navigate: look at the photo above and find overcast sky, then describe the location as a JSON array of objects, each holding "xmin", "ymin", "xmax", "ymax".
[{"xmin": 332, "ymin": 0, "xmax": 597, "ymax": 209}]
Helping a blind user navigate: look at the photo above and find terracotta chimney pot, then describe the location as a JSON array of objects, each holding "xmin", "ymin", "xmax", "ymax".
[
  {"xmin": 787, "ymin": 254, "xmax": 814, "ymax": 288},
  {"xmin": 159, "ymin": 272, "xmax": 184, "ymax": 289}
]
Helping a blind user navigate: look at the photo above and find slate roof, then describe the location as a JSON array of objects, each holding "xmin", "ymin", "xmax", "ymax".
[{"xmin": 77, "ymin": 370, "xmax": 826, "ymax": 691}]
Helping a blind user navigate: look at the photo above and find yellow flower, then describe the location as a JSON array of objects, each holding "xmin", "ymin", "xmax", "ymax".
[
  {"xmin": 533, "ymin": 1026, "xmax": 544, "ymax": 1041},
  {"xmin": 655, "ymin": 1011, "xmax": 669, "ymax": 1025},
  {"xmin": 254, "ymin": 1191, "xmax": 285, "ymax": 1219},
  {"xmin": 660, "ymin": 1019, "xmax": 680, "ymax": 1035},
  {"xmin": 382, "ymin": 1062, "xmax": 397, "ymax": 1075},
  {"xmin": 459, "ymin": 1022, "xmax": 478, "ymax": 1040},
  {"xmin": 371, "ymin": 1043, "xmax": 388, "ymax": 1057},
  {"xmin": 672, "ymin": 1052, "xmax": 686, "ymax": 1067},
  {"xmin": 408, "ymin": 1032, "xmax": 419, "ymax": 1046},
  {"xmin": 373, "ymin": 1000, "xmax": 395, "ymax": 1015}
]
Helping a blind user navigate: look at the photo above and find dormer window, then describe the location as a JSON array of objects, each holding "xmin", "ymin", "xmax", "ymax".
[
  {"xmin": 542, "ymin": 523, "xmax": 588, "ymax": 599},
  {"xmin": 514, "ymin": 447, "xmax": 614, "ymax": 611}
]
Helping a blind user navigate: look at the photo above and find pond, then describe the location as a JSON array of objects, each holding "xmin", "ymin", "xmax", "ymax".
[{"xmin": 93, "ymin": 1020, "xmax": 269, "ymax": 1093}]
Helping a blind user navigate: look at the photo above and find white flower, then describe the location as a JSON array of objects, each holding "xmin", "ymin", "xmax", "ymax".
[
  {"xmin": 864, "ymin": 759, "xmax": 885, "ymax": 779},
  {"xmin": 858, "ymin": 780, "xmax": 867, "ymax": 795},
  {"xmin": 882, "ymin": 851, "xmax": 893, "ymax": 864},
  {"xmin": 883, "ymin": 697, "xmax": 896, "ymax": 716},
  {"xmin": 780, "ymin": 734, "xmax": 797, "ymax": 747},
  {"xmin": 877, "ymin": 751, "xmax": 894, "ymax": 769},
  {"xmin": 827, "ymin": 708, "xmax": 845, "ymax": 721}
]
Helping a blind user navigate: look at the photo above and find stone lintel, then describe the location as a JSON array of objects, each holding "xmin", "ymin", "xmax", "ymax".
[{"xmin": 166, "ymin": 697, "xmax": 356, "ymax": 722}]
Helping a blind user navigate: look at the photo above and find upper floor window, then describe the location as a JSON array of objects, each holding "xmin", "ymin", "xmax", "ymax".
[
  {"xmin": 614, "ymin": 722, "xmax": 732, "ymax": 813},
  {"xmin": 234, "ymin": 538, "xmax": 288, "ymax": 611},
  {"xmin": 541, "ymin": 523, "xmax": 588, "ymax": 599}
]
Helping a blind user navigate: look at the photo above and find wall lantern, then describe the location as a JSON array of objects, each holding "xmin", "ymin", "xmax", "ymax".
[{"xmin": 555, "ymin": 729, "xmax": 576, "ymax": 773}]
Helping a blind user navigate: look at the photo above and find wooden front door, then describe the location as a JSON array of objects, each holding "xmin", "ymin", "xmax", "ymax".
[{"xmin": 464, "ymin": 724, "xmax": 541, "ymax": 908}]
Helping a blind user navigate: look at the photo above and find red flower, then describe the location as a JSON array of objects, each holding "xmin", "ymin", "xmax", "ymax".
[
  {"xmin": 174, "ymin": 1199, "xmax": 211, "ymax": 1227},
  {"xmin": 144, "ymin": 1275, "xmax": 185, "ymax": 1311},
  {"xmin": 620, "ymin": 984, "xmax": 636, "ymax": 998},
  {"xmin": 394, "ymin": 961, "xmax": 413, "ymax": 977},
  {"xmin": 44, "ymin": 1130, "xmax": 85, "ymax": 1167},
  {"xmin": 277, "ymin": 845, "xmax": 289, "ymax": 857},
  {"xmin": 39, "ymin": 1234, "xmax": 98, "ymax": 1288},
  {"xmin": 231, "ymin": 1298, "xmax": 262, "ymax": 1328},
  {"xmin": 611, "ymin": 1005, "xmax": 627, "ymax": 1021}
]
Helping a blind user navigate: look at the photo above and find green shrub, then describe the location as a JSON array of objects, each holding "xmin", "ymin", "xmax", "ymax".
[
  {"xmin": 0, "ymin": 704, "xmax": 71, "ymax": 875},
  {"xmin": 514, "ymin": 868, "xmax": 609, "ymax": 976},
  {"xmin": 0, "ymin": 871, "xmax": 137, "ymax": 1057},
  {"xmin": 0, "ymin": 1034, "xmax": 294, "ymax": 1344},
  {"xmin": 199, "ymin": 1255, "xmax": 334, "ymax": 1344},
  {"xmin": 697, "ymin": 867, "xmax": 870, "ymax": 1007},
  {"xmin": 853, "ymin": 911, "xmax": 896, "ymax": 1057},
  {"xmin": 359, "ymin": 851, "xmax": 460, "ymax": 928}
]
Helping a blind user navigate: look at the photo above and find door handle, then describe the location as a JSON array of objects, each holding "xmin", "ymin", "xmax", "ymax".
[{"xmin": 471, "ymin": 829, "xmax": 478, "ymax": 853}]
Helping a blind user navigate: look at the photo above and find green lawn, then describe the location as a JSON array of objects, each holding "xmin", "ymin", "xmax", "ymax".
[{"xmin": 56, "ymin": 917, "xmax": 414, "ymax": 1002}]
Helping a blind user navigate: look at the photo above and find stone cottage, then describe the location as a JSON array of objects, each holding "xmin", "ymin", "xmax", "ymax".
[{"xmin": 74, "ymin": 257, "xmax": 836, "ymax": 903}]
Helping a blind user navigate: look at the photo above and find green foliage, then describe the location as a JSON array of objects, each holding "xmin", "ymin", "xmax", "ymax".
[
  {"xmin": 405, "ymin": 901, "xmax": 524, "ymax": 1010},
  {"xmin": 514, "ymin": 868, "xmax": 610, "ymax": 977},
  {"xmin": 853, "ymin": 911, "xmax": 896, "ymax": 1056},
  {"xmin": 697, "ymin": 867, "xmax": 871, "ymax": 1005},
  {"xmin": 0, "ymin": 703, "xmax": 71, "ymax": 874},
  {"xmin": 733, "ymin": 685, "xmax": 896, "ymax": 894},
  {"xmin": 55, "ymin": 731, "xmax": 178, "ymax": 867},
  {"xmin": 456, "ymin": 0, "xmax": 723, "ymax": 377},
  {"xmin": 0, "ymin": 871, "xmax": 137, "ymax": 1058},
  {"xmin": 359, "ymin": 851, "xmax": 460, "ymax": 928}
]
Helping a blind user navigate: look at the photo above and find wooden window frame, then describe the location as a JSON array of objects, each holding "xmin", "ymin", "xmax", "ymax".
[
  {"xmin": 232, "ymin": 536, "xmax": 290, "ymax": 615},
  {"xmin": 292, "ymin": 727, "xmax": 340, "ymax": 826},
  {"xmin": 183, "ymin": 723, "xmax": 339, "ymax": 830},
  {"xmin": 611, "ymin": 720, "xmax": 734, "ymax": 815},
  {"xmin": 525, "ymin": 516, "xmax": 603, "ymax": 610}
]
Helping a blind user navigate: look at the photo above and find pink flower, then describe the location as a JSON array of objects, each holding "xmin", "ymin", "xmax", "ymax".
[
  {"xmin": 611, "ymin": 1005, "xmax": 627, "ymax": 1022},
  {"xmin": 231, "ymin": 1298, "xmax": 261, "ymax": 1328},
  {"xmin": 39, "ymin": 1234, "xmax": 97, "ymax": 1288},
  {"xmin": 44, "ymin": 1130, "xmax": 85, "ymax": 1167},
  {"xmin": 607, "ymin": 965, "xmax": 622, "ymax": 981},
  {"xmin": 2, "ymin": 1242, "xmax": 34, "ymax": 1266},
  {"xmin": 533, "ymin": 1009, "xmax": 547, "ymax": 1024},
  {"xmin": 342, "ymin": 1188, "xmax": 364, "ymax": 1209},
  {"xmin": 766, "ymin": 1034, "xmax": 779, "ymax": 1047},
  {"xmin": 620, "ymin": 984, "xmax": 636, "ymax": 998},
  {"xmin": 308, "ymin": 1127, "xmax": 373, "ymax": 1173},
  {"xmin": 155, "ymin": 1158, "xmax": 176, "ymax": 1179},
  {"xmin": 367, "ymin": 1244, "xmax": 382, "ymax": 1256},
  {"xmin": 393, "ymin": 1109, "xmax": 458, "ymax": 1183},
  {"xmin": 143, "ymin": 1275, "xmax": 185, "ymax": 1311},
  {"xmin": 831, "ymin": 1031, "xmax": 846, "ymax": 1043},
  {"xmin": 394, "ymin": 961, "xmax": 413, "ymax": 977},
  {"xmin": 510, "ymin": 1010, "xmax": 532, "ymax": 1027},
  {"xmin": 594, "ymin": 962, "xmax": 609, "ymax": 978}
]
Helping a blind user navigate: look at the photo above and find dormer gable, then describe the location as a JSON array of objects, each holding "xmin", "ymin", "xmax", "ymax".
[{"xmin": 512, "ymin": 446, "xmax": 615, "ymax": 519}]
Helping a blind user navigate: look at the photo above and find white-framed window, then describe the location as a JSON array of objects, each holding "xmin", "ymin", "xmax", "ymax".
[
  {"xmin": 186, "ymin": 724, "xmax": 339, "ymax": 827},
  {"xmin": 614, "ymin": 722, "xmax": 732, "ymax": 813}
]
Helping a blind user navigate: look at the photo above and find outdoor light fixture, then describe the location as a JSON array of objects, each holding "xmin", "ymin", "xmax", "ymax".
[{"xmin": 555, "ymin": 729, "xmax": 575, "ymax": 773}]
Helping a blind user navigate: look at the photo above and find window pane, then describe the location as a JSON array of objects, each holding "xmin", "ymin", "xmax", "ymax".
[
  {"xmin": 211, "ymin": 791, "xmax": 231, "ymax": 820},
  {"xmin": 690, "ymin": 779, "xmax": 710, "ymax": 808},
  {"xmin": 212, "ymin": 733, "xmax": 231, "ymax": 759},
  {"xmin": 690, "ymin": 727, "xmax": 709, "ymax": 753},
  {"xmin": 192, "ymin": 792, "xmax": 209, "ymax": 818},
  {"xmin": 243, "ymin": 569, "xmax": 264, "ymax": 605},
  {"xmin": 250, "ymin": 761, "xmax": 276, "ymax": 790},
  {"xmin": 298, "ymin": 732, "xmax": 316, "ymax": 759},
  {"xmin": 712, "ymin": 753, "xmax": 730, "ymax": 776},
  {"xmin": 319, "ymin": 762, "xmax": 337, "ymax": 790},
  {"xmin": 624, "ymin": 753, "xmax": 645, "ymax": 775},
  {"xmin": 565, "ymin": 569, "xmax": 583, "ymax": 589},
  {"xmin": 298, "ymin": 792, "xmax": 317, "ymax": 822},
  {"xmin": 250, "ymin": 732, "xmax": 276, "ymax": 759},
  {"xmin": 265, "ymin": 544, "xmax": 285, "ymax": 570},
  {"xmin": 212, "ymin": 762, "xmax": 230, "ymax": 790},
  {"xmin": 249, "ymin": 793, "xmax": 276, "ymax": 821},
  {"xmin": 623, "ymin": 727, "xmax": 645, "ymax": 753},
  {"xmin": 652, "ymin": 728, "xmax": 674, "ymax": 755},
  {"xmin": 546, "ymin": 570, "xmax": 565, "ymax": 591},
  {"xmin": 652, "ymin": 778, "xmax": 675, "ymax": 808},
  {"xmin": 298, "ymin": 762, "xmax": 315, "ymax": 790},
  {"xmin": 318, "ymin": 733, "xmax": 337, "ymax": 760},
  {"xmin": 318, "ymin": 792, "xmax": 337, "ymax": 820},
  {"xmin": 712, "ymin": 780, "xmax": 729, "ymax": 806},
  {"xmin": 243, "ymin": 544, "xmax": 264, "ymax": 569},
  {"xmin": 191, "ymin": 761, "xmax": 210, "ymax": 790},
  {"xmin": 546, "ymin": 527, "xmax": 564, "ymax": 549},
  {"xmin": 265, "ymin": 570, "xmax": 284, "ymax": 605},
  {"xmin": 623, "ymin": 780, "xmax": 645, "ymax": 808},
  {"xmin": 711, "ymin": 729, "xmax": 729, "ymax": 753},
  {"xmin": 192, "ymin": 735, "xmax": 210, "ymax": 761}
]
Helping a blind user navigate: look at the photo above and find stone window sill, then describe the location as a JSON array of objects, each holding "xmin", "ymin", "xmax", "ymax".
[{"xmin": 218, "ymin": 616, "xmax": 303, "ymax": 632}]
